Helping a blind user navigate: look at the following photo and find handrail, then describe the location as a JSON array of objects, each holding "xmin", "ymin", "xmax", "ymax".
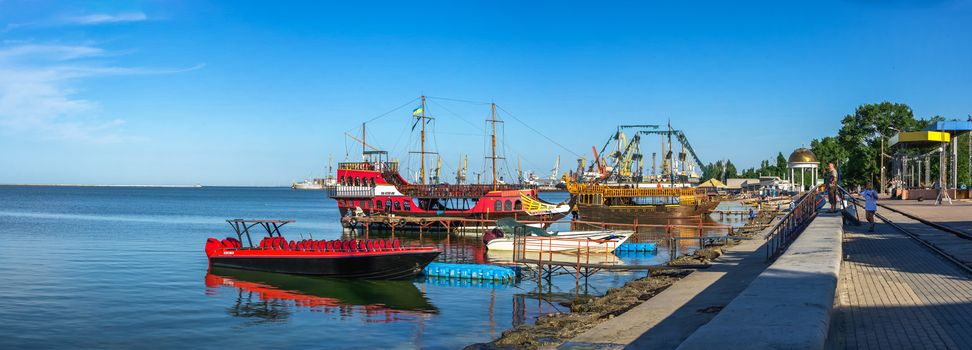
[{"xmin": 764, "ymin": 185, "xmax": 825, "ymax": 261}]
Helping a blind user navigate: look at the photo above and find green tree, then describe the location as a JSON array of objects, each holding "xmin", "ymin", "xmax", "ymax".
[
  {"xmin": 775, "ymin": 152, "xmax": 787, "ymax": 177},
  {"xmin": 837, "ymin": 102, "xmax": 919, "ymax": 187},
  {"xmin": 811, "ymin": 136, "xmax": 848, "ymax": 180},
  {"xmin": 725, "ymin": 160, "xmax": 738, "ymax": 178}
]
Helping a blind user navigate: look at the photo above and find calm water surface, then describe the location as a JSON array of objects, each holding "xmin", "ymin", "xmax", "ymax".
[{"xmin": 0, "ymin": 186, "xmax": 737, "ymax": 349}]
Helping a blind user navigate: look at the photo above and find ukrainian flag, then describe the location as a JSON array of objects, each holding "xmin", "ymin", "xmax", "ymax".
[{"xmin": 412, "ymin": 106, "xmax": 423, "ymax": 116}]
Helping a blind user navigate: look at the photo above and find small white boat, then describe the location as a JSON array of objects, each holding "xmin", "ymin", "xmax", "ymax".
[
  {"xmin": 485, "ymin": 230, "xmax": 634, "ymax": 252},
  {"xmin": 485, "ymin": 249, "xmax": 626, "ymax": 266}
]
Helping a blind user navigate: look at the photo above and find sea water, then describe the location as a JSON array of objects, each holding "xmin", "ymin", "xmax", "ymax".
[{"xmin": 0, "ymin": 186, "xmax": 729, "ymax": 349}]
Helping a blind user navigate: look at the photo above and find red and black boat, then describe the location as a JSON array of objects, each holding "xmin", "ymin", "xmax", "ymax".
[{"xmin": 205, "ymin": 219, "xmax": 440, "ymax": 279}]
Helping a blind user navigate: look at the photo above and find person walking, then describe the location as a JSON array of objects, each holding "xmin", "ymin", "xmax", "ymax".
[
  {"xmin": 825, "ymin": 163, "xmax": 839, "ymax": 213},
  {"xmin": 861, "ymin": 182, "xmax": 879, "ymax": 232}
]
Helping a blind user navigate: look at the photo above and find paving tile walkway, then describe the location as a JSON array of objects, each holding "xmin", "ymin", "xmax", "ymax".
[
  {"xmin": 882, "ymin": 200, "xmax": 972, "ymax": 236},
  {"xmin": 828, "ymin": 217, "xmax": 972, "ymax": 349}
]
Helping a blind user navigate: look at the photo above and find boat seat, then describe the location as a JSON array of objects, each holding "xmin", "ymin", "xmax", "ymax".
[
  {"xmin": 393, "ymin": 240, "xmax": 401, "ymax": 250},
  {"xmin": 288, "ymin": 241, "xmax": 296, "ymax": 250},
  {"xmin": 342, "ymin": 240, "xmax": 351, "ymax": 252},
  {"xmin": 223, "ymin": 237, "xmax": 241, "ymax": 248},
  {"xmin": 297, "ymin": 241, "xmax": 305, "ymax": 251},
  {"xmin": 366, "ymin": 240, "xmax": 375, "ymax": 251},
  {"xmin": 326, "ymin": 240, "xmax": 334, "ymax": 251},
  {"xmin": 351, "ymin": 240, "xmax": 360, "ymax": 252}
]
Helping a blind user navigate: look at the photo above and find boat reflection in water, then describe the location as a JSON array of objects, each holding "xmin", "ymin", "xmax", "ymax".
[{"xmin": 205, "ymin": 267, "xmax": 437, "ymax": 324}]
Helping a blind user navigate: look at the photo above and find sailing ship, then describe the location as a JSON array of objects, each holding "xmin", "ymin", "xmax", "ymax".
[
  {"xmin": 328, "ymin": 96, "xmax": 571, "ymax": 226},
  {"xmin": 567, "ymin": 124, "xmax": 720, "ymax": 223}
]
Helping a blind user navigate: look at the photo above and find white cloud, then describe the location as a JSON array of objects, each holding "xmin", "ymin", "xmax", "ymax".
[
  {"xmin": 63, "ymin": 12, "xmax": 147, "ymax": 25},
  {"xmin": 0, "ymin": 42, "xmax": 201, "ymax": 143}
]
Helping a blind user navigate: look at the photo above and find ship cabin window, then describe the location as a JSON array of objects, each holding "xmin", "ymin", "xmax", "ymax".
[
  {"xmin": 504, "ymin": 200, "xmax": 512, "ymax": 211},
  {"xmin": 394, "ymin": 201, "xmax": 402, "ymax": 211},
  {"xmin": 370, "ymin": 178, "xmax": 376, "ymax": 187},
  {"xmin": 403, "ymin": 201, "xmax": 411, "ymax": 211},
  {"xmin": 386, "ymin": 199, "xmax": 393, "ymax": 211},
  {"xmin": 354, "ymin": 177, "xmax": 361, "ymax": 186},
  {"xmin": 363, "ymin": 201, "xmax": 370, "ymax": 209},
  {"xmin": 514, "ymin": 200, "xmax": 522, "ymax": 210},
  {"xmin": 339, "ymin": 176, "xmax": 345, "ymax": 185},
  {"xmin": 580, "ymin": 193, "xmax": 601, "ymax": 205},
  {"xmin": 494, "ymin": 200, "xmax": 502, "ymax": 212},
  {"xmin": 375, "ymin": 200, "xmax": 383, "ymax": 209}
]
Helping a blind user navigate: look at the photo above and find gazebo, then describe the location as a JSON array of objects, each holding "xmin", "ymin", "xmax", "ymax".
[{"xmin": 788, "ymin": 147, "xmax": 819, "ymax": 192}]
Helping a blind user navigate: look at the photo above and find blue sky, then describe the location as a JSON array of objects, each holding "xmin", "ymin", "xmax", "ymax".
[{"xmin": 1, "ymin": 0, "xmax": 970, "ymax": 186}]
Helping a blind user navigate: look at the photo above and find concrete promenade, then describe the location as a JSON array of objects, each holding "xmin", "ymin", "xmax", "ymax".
[
  {"xmin": 560, "ymin": 225, "xmax": 773, "ymax": 349},
  {"xmin": 677, "ymin": 212, "xmax": 842, "ymax": 350},
  {"xmin": 881, "ymin": 200, "xmax": 972, "ymax": 237},
  {"xmin": 557, "ymin": 199, "xmax": 971, "ymax": 350},
  {"xmin": 879, "ymin": 201, "xmax": 972, "ymax": 270},
  {"xmin": 827, "ymin": 207, "xmax": 972, "ymax": 349}
]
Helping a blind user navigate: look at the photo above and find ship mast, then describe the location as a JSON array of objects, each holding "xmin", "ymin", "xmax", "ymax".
[
  {"xmin": 488, "ymin": 103, "xmax": 501, "ymax": 190},
  {"xmin": 409, "ymin": 96, "xmax": 435, "ymax": 184},
  {"xmin": 420, "ymin": 96, "xmax": 427, "ymax": 184}
]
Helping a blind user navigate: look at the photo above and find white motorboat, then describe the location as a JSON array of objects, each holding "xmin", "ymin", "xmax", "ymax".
[{"xmin": 484, "ymin": 230, "xmax": 634, "ymax": 252}]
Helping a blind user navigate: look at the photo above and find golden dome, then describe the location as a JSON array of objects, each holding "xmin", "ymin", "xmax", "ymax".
[{"xmin": 788, "ymin": 148, "xmax": 818, "ymax": 163}]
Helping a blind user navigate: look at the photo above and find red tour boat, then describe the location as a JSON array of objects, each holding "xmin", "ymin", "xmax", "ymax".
[{"xmin": 204, "ymin": 219, "xmax": 440, "ymax": 279}]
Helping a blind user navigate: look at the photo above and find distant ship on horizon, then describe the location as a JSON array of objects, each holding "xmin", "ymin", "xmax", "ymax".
[{"xmin": 291, "ymin": 177, "xmax": 337, "ymax": 190}]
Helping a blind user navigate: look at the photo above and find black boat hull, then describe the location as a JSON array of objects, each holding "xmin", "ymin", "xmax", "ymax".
[{"xmin": 209, "ymin": 251, "xmax": 440, "ymax": 280}]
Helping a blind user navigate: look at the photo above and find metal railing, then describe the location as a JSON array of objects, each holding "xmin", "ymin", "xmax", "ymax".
[
  {"xmin": 512, "ymin": 231, "xmax": 624, "ymax": 266},
  {"xmin": 764, "ymin": 185, "xmax": 825, "ymax": 261},
  {"xmin": 399, "ymin": 184, "xmax": 529, "ymax": 198},
  {"xmin": 337, "ymin": 161, "xmax": 399, "ymax": 172}
]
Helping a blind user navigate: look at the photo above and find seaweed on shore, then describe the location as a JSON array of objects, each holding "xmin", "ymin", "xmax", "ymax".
[{"xmin": 465, "ymin": 269, "xmax": 691, "ymax": 350}]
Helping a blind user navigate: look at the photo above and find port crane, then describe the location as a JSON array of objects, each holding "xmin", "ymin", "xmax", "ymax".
[
  {"xmin": 550, "ymin": 155, "xmax": 560, "ymax": 181},
  {"xmin": 589, "ymin": 124, "xmax": 706, "ymax": 183},
  {"xmin": 455, "ymin": 155, "xmax": 468, "ymax": 184}
]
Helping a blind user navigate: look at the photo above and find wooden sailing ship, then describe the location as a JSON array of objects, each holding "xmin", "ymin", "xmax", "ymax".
[
  {"xmin": 328, "ymin": 96, "xmax": 571, "ymax": 226},
  {"xmin": 566, "ymin": 124, "xmax": 719, "ymax": 224}
]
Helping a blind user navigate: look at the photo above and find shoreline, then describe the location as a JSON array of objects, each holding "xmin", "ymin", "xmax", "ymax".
[
  {"xmin": 0, "ymin": 184, "xmax": 292, "ymax": 188},
  {"xmin": 468, "ymin": 211, "xmax": 777, "ymax": 349}
]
